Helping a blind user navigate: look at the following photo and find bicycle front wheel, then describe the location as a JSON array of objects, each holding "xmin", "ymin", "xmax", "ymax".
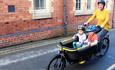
[{"xmin": 47, "ymin": 55, "xmax": 66, "ymax": 70}]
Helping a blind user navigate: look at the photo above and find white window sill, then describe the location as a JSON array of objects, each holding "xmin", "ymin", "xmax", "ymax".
[
  {"xmin": 75, "ymin": 12, "xmax": 93, "ymax": 16},
  {"xmin": 75, "ymin": 10, "xmax": 94, "ymax": 16},
  {"xmin": 30, "ymin": 9, "xmax": 52, "ymax": 19},
  {"xmin": 32, "ymin": 12, "xmax": 52, "ymax": 19}
]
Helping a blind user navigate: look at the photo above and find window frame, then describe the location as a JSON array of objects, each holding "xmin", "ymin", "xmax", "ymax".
[
  {"xmin": 34, "ymin": 0, "xmax": 46, "ymax": 10},
  {"xmin": 29, "ymin": 0, "xmax": 52, "ymax": 19},
  {"xmin": 75, "ymin": 0, "xmax": 96, "ymax": 15},
  {"xmin": 8, "ymin": 5, "xmax": 16, "ymax": 13},
  {"xmin": 76, "ymin": 0, "xmax": 81, "ymax": 10}
]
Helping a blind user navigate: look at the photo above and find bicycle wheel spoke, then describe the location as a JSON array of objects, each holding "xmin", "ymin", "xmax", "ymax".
[
  {"xmin": 100, "ymin": 38, "xmax": 109, "ymax": 56},
  {"xmin": 48, "ymin": 55, "xmax": 66, "ymax": 70}
]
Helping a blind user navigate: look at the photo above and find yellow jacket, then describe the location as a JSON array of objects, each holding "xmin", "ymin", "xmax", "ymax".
[{"xmin": 87, "ymin": 9, "xmax": 111, "ymax": 31}]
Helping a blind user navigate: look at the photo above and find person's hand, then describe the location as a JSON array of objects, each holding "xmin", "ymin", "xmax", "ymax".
[
  {"xmin": 84, "ymin": 22, "xmax": 89, "ymax": 26},
  {"xmin": 100, "ymin": 25, "xmax": 104, "ymax": 28},
  {"xmin": 88, "ymin": 42, "xmax": 91, "ymax": 46}
]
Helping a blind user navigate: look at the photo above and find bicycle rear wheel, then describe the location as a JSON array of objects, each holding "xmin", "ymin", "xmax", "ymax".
[{"xmin": 100, "ymin": 38, "xmax": 109, "ymax": 56}]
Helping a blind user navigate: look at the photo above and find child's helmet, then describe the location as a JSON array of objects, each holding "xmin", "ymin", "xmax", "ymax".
[
  {"xmin": 77, "ymin": 25, "xmax": 85, "ymax": 31},
  {"xmin": 87, "ymin": 25, "xmax": 97, "ymax": 32}
]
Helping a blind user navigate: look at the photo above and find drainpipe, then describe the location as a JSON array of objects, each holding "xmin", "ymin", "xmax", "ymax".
[
  {"xmin": 63, "ymin": 0, "xmax": 68, "ymax": 36},
  {"xmin": 112, "ymin": 0, "xmax": 115, "ymax": 28}
]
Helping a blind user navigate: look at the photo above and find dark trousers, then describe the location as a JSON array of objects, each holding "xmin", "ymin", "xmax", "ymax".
[
  {"xmin": 94, "ymin": 26, "xmax": 108, "ymax": 53},
  {"xmin": 94, "ymin": 26, "xmax": 108, "ymax": 41}
]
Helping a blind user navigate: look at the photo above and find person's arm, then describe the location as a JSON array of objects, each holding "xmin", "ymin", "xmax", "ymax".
[
  {"xmin": 86, "ymin": 10, "xmax": 97, "ymax": 24},
  {"xmin": 72, "ymin": 34, "xmax": 79, "ymax": 41},
  {"xmin": 101, "ymin": 10, "xmax": 110, "ymax": 27},
  {"xmin": 72, "ymin": 34, "xmax": 77, "ymax": 39}
]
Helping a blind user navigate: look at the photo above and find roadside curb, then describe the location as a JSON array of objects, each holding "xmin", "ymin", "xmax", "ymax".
[{"xmin": 0, "ymin": 36, "xmax": 71, "ymax": 56}]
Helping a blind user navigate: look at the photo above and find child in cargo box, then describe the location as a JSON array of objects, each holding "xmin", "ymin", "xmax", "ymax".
[
  {"xmin": 72, "ymin": 25, "xmax": 98, "ymax": 48},
  {"xmin": 72, "ymin": 25, "xmax": 87, "ymax": 48},
  {"xmin": 85, "ymin": 32, "xmax": 99, "ymax": 47}
]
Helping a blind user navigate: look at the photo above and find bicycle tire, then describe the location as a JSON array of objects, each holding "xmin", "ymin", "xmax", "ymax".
[{"xmin": 47, "ymin": 55, "xmax": 66, "ymax": 70}]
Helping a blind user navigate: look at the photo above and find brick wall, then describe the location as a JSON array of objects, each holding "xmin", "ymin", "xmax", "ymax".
[
  {"xmin": 0, "ymin": 0, "xmax": 32, "ymax": 22},
  {"xmin": 0, "ymin": 0, "xmax": 65, "ymax": 47}
]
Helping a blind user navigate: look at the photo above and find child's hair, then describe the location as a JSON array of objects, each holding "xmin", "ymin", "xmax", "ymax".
[{"xmin": 98, "ymin": 1, "xmax": 106, "ymax": 7}]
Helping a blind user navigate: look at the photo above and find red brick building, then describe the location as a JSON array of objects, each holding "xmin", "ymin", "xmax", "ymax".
[{"xmin": 0, "ymin": 0, "xmax": 114, "ymax": 47}]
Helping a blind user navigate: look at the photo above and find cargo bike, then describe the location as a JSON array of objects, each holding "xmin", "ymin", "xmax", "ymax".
[{"xmin": 47, "ymin": 25, "xmax": 110, "ymax": 70}]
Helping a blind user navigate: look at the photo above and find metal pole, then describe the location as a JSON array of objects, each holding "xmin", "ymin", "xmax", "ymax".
[
  {"xmin": 63, "ymin": 0, "xmax": 68, "ymax": 36},
  {"xmin": 112, "ymin": 0, "xmax": 115, "ymax": 28}
]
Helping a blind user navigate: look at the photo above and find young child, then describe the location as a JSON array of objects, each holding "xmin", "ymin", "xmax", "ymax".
[
  {"xmin": 72, "ymin": 25, "xmax": 87, "ymax": 48},
  {"xmin": 85, "ymin": 32, "xmax": 98, "ymax": 47}
]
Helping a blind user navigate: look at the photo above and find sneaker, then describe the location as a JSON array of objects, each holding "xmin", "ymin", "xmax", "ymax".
[
  {"xmin": 79, "ymin": 60, "xmax": 86, "ymax": 64},
  {"xmin": 95, "ymin": 53, "xmax": 102, "ymax": 57}
]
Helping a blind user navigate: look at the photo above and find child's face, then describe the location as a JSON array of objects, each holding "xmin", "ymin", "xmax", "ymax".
[{"xmin": 78, "ymin": 30, "xmax": 84, "ymax": 35}]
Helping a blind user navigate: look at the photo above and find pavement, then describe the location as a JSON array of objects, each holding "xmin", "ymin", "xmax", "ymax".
[{"xmin": 0, "ymin": 35, "xmax": 72, "ymax": 57}]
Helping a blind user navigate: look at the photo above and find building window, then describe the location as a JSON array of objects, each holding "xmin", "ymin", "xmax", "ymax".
[
  {"xmin": 106, "ymin": 0, "xmax": 113, "ymax": 11},
  {"xmin": 8, "ymin": 5, "xmax": 15, "ymax": 12},
  {"xmin": 75, "ymin": 0, "xmax": 96, "ymax": 15},
  {"xmin": 76, "ymin": 0, "xmax": 81, "ymax": 10},
  {"xmin": 34, "ymin": 0, "xmax": 46, "ymax": 10},
  {"xmin": 87, "ymin": 0, "xmax": 91, "ymax": 10},
  {"xmin": 29, "ymin": 0, "xmax": 52, "ymax": 19}
]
